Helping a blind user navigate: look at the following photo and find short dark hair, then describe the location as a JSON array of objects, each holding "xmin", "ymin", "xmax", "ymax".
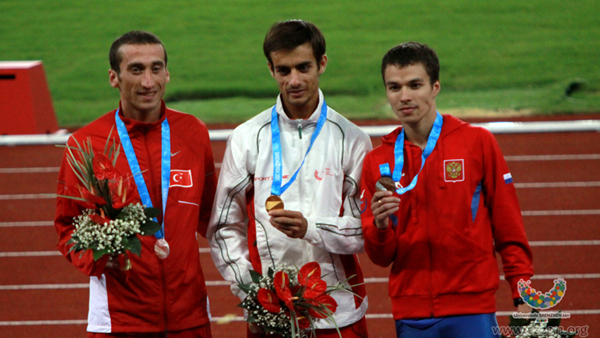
[
  {"xmin": 263, "ymin": 20, "xmax": 326, "ymax": 67},
  {"xmin": 381, "ymin": 42, "xmax": 439, "ymax": 85},
  {"xmin": 109, "ymin": 30, "xmax": 167, "ymax": 74}
]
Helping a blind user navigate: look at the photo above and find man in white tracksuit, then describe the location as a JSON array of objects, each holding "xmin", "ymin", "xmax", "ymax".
[{"xmin": 207, "ymin": 20, "xmax": 372, "ymax": 337}]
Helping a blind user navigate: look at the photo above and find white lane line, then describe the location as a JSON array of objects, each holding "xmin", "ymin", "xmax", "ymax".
[
  {"xmin": 0, "ymin": 281, "xmax": 231, "ymax": 290},
  {"xmin": 0, "ymin": 284, "xmax": 90, "ymax": 290},
  {"xmin": 505, "ymin": 154, "xmax": 600, "ymax": 161},
  {"xmin": 0, "ymin": 320, "xmax": 88, "ymax": 326},
  {"xmin": 530, "ymin": 240, "xmax": 600, "ymax": 246},
  {"xmin": 2, "ymin": 210, "xmax": 599, "ymax": 228},
  {"xmin": 0, "ymin": 221, "xmax": 54, "ymax": 227},
  {"xmin": 2, "ymin": 274, "xmax": 598, "ymax": 292},
  {"xmin": 3, "ymin": 310, "xmax": 599, "ymax": 326},
  {"xmin": 523, "ymin": 210, "xmax": 600, "ymax": 216},
  {"xmin": 516, "ymin": 181, "xmax": 600, "ymax": 188},
  {"xmin": 0, "ymin": 167, "xmax": 60, "ymax": 174},
  {"xmin": 2, "ymin": 240, "xmax": 599, "ymax": 258},
  {"xmin": 0, "ymin": 193, "xmax": 55, "ymax": 200},
  {"xmin": 0, "ymin": 251, "xmax": 61, "ymax": 257},
  {"xmin": 367, "ymin": 274, "xmax": 600, "ymax": 284},
  {"xmin": 496, "ymin": 309, "xmax": 600, "ymax": 317},
  {"xmin": 1, "ymin": 249, "xmax": 211, "ymax": 257}
]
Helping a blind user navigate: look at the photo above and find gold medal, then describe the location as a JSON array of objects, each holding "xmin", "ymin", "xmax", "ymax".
[
  {"xmin": 265, "ymin": 195, "xmax": 284, "ymax": 212},
  {"xmin": 154, "ymin": 238, "xmax": 170, "ymax": 259},
  {"xmin": 376, "ymin": 176, "xmax": 396, "ymax": 192}
]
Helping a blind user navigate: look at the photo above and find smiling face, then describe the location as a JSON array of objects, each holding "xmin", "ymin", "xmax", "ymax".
[
  {"xmin": 109, "ymin": 43, "xmax": 170, "ymax": 122},
  {"xmin": 384, "ymin": 63, "xmax": 440, "ymax": 127},
  {"xmin": 269, "ymin": 42, "xmax": 327, "ymax": 119}
]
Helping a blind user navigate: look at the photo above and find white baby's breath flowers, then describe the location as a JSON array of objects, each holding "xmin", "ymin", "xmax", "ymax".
[{"xmin": 70, "ymin": 203, "xmax": 148, "ymax": 255}]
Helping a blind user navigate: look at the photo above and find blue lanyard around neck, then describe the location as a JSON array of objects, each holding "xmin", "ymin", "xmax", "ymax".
[
  {"xmin": 379, "ymin": 112, "xmax": 443, "ymax": 195},
  {"xmin": 270, "ymin": 101, "xmax": 328, "ymax": 196},
  {"xmin": 115, "ymin": 110, "xmax": 170, "ymax": 239}
]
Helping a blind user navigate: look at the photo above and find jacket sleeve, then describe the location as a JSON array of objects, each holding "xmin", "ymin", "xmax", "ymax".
[
  {"xmin": 360, "ymin": 150, "xmax": 398, "ymax": 267},
  {"xmin": 302, "ymin": 130, "xmax": 373, "ymax": 255},
  {"xmin": 54, "ymin": 137, "xmax": 109, "ymax": 277},
  {"xmin": 197, "ymin": 126, "xmax": 217, "ymax": 238},
  {"xmin": 207, "ymin": 133, "xmax": 254, "ymax": 300},
  {"xmin": 480, "ymin": 129, "xmax": 534, "ymax": 299}
]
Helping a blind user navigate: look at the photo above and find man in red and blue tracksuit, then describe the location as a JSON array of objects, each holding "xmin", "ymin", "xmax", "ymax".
[{"xmin": 360, "ymin": 42, "xmax": 534, "ymax": 338}]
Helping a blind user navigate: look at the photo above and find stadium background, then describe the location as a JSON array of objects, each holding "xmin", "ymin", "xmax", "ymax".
[{"xmin": 1, "ymin": 1, "xmax": 599, "ymax": 337}]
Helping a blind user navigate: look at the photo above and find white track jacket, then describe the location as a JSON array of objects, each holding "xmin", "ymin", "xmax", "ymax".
[{"xmin": 208, "ymin": 90, "xmax": 372, "ymax": 329}]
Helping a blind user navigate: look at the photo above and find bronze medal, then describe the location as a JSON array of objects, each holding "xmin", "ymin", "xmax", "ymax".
[
  {"xmin": 154, "ymin": 238, "xmax": 170, "ymax": 259},
  {"xmin": 265, "ymin": 195, "xmax": 284, "ymax": 212},
  {"xmin": 376, "ymin": 176, "xmax": 396, "ymax": 192}
]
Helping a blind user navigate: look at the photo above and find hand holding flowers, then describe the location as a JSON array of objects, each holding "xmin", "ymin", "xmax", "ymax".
[{"xmin": 59, "ymin": 132, "xmax": 160, "ymax": 269}]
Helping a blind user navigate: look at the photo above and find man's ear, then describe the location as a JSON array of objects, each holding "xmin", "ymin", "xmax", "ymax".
[
  {"xmin": 109, "ymin": 69, "xmax": 119, "ymax": 89},
  {"xmin": 268, "ymin": 61, "xmax": 275, "ymax": 78},
  {"xmin": 165, "ymin": 68, "xmax": 170, "ymax": 84},
  {"xmin": 432, "ymin": 80, "xmax": 441, "ymax": 98},
  {"xmin": 318, "ymin": 54, "xmax": 328, "ymax": 75}
]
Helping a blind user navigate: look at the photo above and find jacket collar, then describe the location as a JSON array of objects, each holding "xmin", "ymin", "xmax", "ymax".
[
  {"xmin": 116, "ymin": 101, "xmax": 168, "ymax": 132},
  {"xmin": 382, "ymin": 114, "xmax": 467, "ymax": 145},
  {"xmin": 274, "ymin": 89, "xmax": 325, "ymax": 128}
]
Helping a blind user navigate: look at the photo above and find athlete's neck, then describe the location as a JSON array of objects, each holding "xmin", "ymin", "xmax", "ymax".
[{"xmin": 282, "ymin": 98, "xmax": 319, "ymax": 120}]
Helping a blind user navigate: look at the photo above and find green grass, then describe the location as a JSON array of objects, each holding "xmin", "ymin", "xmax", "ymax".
[{"xmin": 1, "ymin": 0, "xmax": 599, "ymax": 127}]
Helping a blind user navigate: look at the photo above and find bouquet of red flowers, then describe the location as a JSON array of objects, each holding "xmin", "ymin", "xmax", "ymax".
[
  {"xmin": 239, "ymin": 261, "xmax": 351, "ymax": 338},
  {"xmin": 59, "ymin": 132, "xmax": 160, "ymax": 269}
]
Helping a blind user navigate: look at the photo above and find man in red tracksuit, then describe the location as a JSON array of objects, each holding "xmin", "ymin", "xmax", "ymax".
[
  {"xmin": 54, "ymin": 31, "xmax": 216, "ymax": 337},
  {"xmin": 360, "ymin": 42, "xmax": 534, "ymax": 337}
]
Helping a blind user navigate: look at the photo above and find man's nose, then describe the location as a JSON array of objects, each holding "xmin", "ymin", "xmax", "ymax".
[
  {"xmin": 141, "ymin": 70, "xmax": 155, "ymax": 88},
  {"xmin": 400, "ymin": 88, "xmax": 411, "ymax": 102},
  {"xmin": 289, "ymin": 69, "xmax": 301, "ymax": 86}
]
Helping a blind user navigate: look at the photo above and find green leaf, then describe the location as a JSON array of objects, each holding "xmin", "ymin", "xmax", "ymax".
[
  {"xmin": 249, "ymin": 270, "xmax": 262, "ymax": 284},
  {"xmin": 128, "ymin": 235, "xmax": 142, "ymax": 256},
  {"xmin": 93, "ymin": 248, "xmax": 110, "ymax": 261},
  {"xmin": 238, "ymin": 283, "xmax": 252, "ymax": 294},
  {"xmin": 267, "ymin": 267, "xmax": 274, "ymax": 279},
  {"xmin": 144, "ymin": 207, "xmax": 161, "ymax": 219},
  {"xmin": 140, "ymin": 220, "xmax": 161, "ymax": 236},
  {"xmin": 246, "ymin": 314, "xmax": 258, "ymax": 323}
]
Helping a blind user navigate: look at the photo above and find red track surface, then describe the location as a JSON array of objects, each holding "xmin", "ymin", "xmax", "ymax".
[{"xmin": 1, "ymin": 121, "xmax": 599, "ymax": 337}]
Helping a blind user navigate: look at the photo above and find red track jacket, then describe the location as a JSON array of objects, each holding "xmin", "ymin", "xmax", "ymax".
[
  {"xmin": 55, "ymin": 102, "xmax": 216, "ymax": 333},
  {"xmin": 361, "ymin": 115, "xmax": 533, "ymax": 320}
]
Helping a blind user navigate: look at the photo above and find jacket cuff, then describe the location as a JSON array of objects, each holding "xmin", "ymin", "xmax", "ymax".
[
  {"xmin": 506, "ymin": 274, "xmax": 533, "ymax": 300},
  {"xmin": 302, "ymin": 217, "xmax": 320, "ymax": 244},
  {"xmin": 374, "ymin": 223, "xmax": 395, "ymax": 244}
]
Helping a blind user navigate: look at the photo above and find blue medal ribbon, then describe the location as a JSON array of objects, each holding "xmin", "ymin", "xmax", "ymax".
[
  {"xmin": 380, "ymin": 112, "xmax": 443, "ymax": 195},
  {"xmin": 115, "ymin": 110, "xmax": 170, "ymax": 239},
  {"xmin": 270, "ymin": 100, "xmax": 328, "ymax": 196}
]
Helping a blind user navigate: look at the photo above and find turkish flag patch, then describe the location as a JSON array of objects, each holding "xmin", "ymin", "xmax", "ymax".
[{"xmin": 170, "ymin": 169, "xmax": 193, "ymax": 188}]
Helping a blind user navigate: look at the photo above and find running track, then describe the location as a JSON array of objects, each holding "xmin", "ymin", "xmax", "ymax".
[{"xmin": 1, "ymin": 118, "xmax": 599, "ymax": 337}]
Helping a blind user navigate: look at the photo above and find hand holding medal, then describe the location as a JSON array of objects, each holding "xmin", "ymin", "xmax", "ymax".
[{"xmin": 371, "ymin": 179, "xmax": 401, "ymax": 230}]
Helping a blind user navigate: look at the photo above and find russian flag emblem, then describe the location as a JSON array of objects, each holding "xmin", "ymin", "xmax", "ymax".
[{"xmin": 503, "ymin": 173, "xmax": 513, "ymax": 184}]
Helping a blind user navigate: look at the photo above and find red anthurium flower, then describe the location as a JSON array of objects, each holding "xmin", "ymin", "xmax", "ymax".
[
  {"xmin": 79, "ymin": 185, "xmax": 107, "ymax": 207},
  {"xmin": 274, "ymin": 271, "xmax": 295, "ymax": 311},
  {"xmin": 109, "ymin": 175, "xmax": 136, "ymax": 209},
  {"xmin": 257, "ymin": 288, "xmax": 281, "ymax": 313},
  {"xmin": 308, "ymin": 294, "xmax": 337, "ymax": 319},
  {"xmin": 93, "ymin": 153, "xmax": 119, "ymax": 181},
  {"xmin": 304, "ymin": 279, "xmax": 327, "ymax": 300},
  {"xmin": 297, "ymin": 316, "xmax": 310, "ymax": 329},
  {"xmin": 298, "ymin": 261, "xmax": 321, "ymax": 286},
  {"xmin": 89, "ymin": 210, "xmax": 112, "ymax": 225}
]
